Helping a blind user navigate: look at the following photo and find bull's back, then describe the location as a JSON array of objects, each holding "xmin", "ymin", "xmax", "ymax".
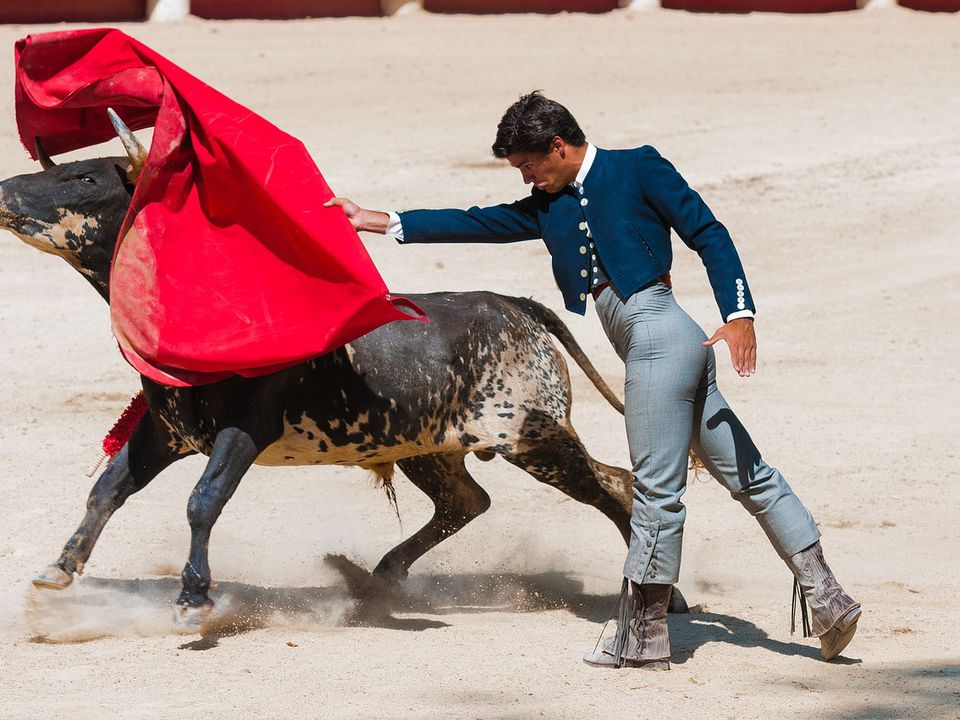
[{"xmin": 255, "ymin": 291, "xmax": 572, "ymax": 467}]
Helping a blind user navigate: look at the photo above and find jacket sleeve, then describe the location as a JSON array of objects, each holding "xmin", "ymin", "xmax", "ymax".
[
  {"xmin": 636, "ymin": 146, "xmax": 756, "ymax": 321},
  {"xmin": 397, "ymin": 196, "xmax": 540, "ymax": 244}
]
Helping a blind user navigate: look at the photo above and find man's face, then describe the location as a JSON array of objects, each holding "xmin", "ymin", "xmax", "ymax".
[{"xmin": 507, "ymin": 138, "xmax": 576, "ymax": 194}]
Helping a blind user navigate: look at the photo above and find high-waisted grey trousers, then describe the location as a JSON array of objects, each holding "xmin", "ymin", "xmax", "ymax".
[{"xmin": 595, "ymin": 282, "xmax": 820, "ymax": 585}]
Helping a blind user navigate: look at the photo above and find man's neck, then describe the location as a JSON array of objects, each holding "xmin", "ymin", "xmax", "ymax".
[
  {"xmin": 571, "ymin": 142, "xmax": 596, "ymax": 187},
  {"xmin": 567, "ymin": 143, "xmax": 588, "ymax": 182}
]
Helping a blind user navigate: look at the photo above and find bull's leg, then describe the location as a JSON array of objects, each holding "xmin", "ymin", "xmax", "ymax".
[
  {"xmin": 502, "ymin": 418, "xmax": 633, "ymax": 543},
  {"xmin": 502, "ymin": 419, "xmax": 689, "ymax": 613},
  {"xmin": 33, "ymin": 412, "xmax": 190, "ymax": 590},
  {"xmin": 372, "ymin": 453, "xmax": 490, "ymax": 583},
  {"xmin": 174, "ymin": 427, "xmax": 259, "ymax": 626}
]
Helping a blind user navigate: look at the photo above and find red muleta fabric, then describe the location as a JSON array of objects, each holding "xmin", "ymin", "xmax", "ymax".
[{"xmin": 15, "ymin": 28, "xmax": 425, "ymax": 386}]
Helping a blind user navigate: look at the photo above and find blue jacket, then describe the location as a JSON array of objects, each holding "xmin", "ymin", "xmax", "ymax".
[{"xmin": 398, "ymin": 146, "xmax": 754, "ymax": 320}]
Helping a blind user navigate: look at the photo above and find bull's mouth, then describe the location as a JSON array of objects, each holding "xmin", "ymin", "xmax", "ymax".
[
  {"xmin": 0, "ymin": 188, "xmax": 52, "ymax": 236},
  {"xmin": 0, "ymin": 217, "xmax": 54, "ymax": 253},
  {"xmin": 0, "ymin": 208, "xmax": 74, "ymax": 261},
  {"xmin": 0, "ymin": 207, "xmax": 27, "ymax": 231},
  {"xmin": 0, "ymin": 207, "xmax": 45, "ymax": 238}
]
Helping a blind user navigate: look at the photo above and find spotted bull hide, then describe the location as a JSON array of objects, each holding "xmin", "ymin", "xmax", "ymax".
[{"xmin": 0, "ymin": 147, "xmax": 661, "ymax": 623}]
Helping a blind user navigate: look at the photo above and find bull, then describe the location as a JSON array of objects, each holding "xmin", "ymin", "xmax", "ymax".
[{"xmin": 0, "ymin": 113, "xmax": 684, "ymax": 625}]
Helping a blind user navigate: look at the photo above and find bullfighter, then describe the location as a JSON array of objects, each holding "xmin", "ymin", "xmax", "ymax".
[{"xmin": 326, "ymin": 91, "xmax": 861, "ymax": 669}]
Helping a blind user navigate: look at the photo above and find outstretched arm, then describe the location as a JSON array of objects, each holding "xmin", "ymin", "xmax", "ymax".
[{"xmin": 326, "ymin": 196, "xmax": 541, "ymax": 245}]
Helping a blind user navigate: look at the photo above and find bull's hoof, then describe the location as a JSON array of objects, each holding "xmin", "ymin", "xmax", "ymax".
[
  {"xmin": 173, "ymin": 601, "xmax": 214, "ymax": 630},
  {"xmin": 668, "ymin": 586, "xmax": 690, "ymax": 614},
  {"xmin": 32, "ymin": 565, "xmax": 74, "ymax": 590}
]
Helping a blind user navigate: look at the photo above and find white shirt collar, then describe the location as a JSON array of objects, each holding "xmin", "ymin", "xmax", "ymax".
[{"xmin": 572, "ymin": 142, "xmax": 597, "ymax": 192}]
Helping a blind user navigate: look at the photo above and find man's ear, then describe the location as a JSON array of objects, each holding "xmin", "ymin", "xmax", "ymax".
[{"xmin": 553, "ymin": 135, "xmax": 566, "ymax": 158}]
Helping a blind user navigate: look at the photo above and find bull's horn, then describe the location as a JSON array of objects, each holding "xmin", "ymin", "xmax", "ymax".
[
  {"xmin": 35, "ymin": 137, "xmax": 56, "ymax": 170},
  {"xmin": 107, "ymin": 107, "xmax": 148, "ymax": 182}
]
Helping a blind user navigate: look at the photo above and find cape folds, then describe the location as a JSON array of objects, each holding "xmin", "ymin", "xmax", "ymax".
[{"xmin": 15, "ymin": 28, "xmax": 424, "ymax": 386}]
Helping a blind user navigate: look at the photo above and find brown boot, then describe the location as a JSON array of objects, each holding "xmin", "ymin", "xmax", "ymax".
[
  {"xmin": 583, "ymin": 581, "xmax": 672, "ymax": 669},
  {"xmin": 786, "ymin": 541, "xmax": 861, "ymax": 661}
]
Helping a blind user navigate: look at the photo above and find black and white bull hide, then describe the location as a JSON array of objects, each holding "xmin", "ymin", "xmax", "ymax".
[{"xmin": 0, "ymin": 123, "xmax": 683, "ymax": 624}]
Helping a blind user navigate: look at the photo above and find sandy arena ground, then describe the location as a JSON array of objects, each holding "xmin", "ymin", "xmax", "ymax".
[{"xmin": 0, "ymin": 6, "xmax": 958, "ymax": 719}]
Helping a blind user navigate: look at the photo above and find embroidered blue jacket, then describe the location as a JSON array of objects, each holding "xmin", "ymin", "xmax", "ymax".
[{"xmin": 398, "ymin": 146, "xmax": 754, "ymax": 320}]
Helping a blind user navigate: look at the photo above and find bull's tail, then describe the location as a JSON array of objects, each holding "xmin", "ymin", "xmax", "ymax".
[{"xmin": 502, "ymin": 295, "xmax": 624, "ymax": 415}]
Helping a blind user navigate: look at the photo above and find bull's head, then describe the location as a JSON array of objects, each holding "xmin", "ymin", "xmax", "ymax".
[{"xmin": 0, "ymin": 110, "xmax": 146, "ymax": 301}]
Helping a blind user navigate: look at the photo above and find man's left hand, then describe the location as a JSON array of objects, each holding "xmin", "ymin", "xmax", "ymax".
[{"xmin": 703, "ymin": 318, "xmax": 757, "ymax": 377}]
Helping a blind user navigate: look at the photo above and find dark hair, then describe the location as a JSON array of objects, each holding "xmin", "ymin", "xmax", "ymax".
[{"xmin": 491, "ymin": 91, "xmax": 586, "ymax": 158}]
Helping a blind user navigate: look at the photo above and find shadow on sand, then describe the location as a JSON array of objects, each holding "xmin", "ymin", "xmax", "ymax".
[
  {"xmin": 783, "ymin": 661, "xmax": 960, "ymax": 720},
  {"xmin": 27, "ymin": 566, "xmax": 960, "ymax": 715},
  {"xmin": 26, "ymin": 559, "xmax": 852, "ymax": 666}
]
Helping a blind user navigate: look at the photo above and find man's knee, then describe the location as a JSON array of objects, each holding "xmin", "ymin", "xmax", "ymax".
[{"xmin": 729, "ymin": 463, "xmax": 793, "ymax": 513}]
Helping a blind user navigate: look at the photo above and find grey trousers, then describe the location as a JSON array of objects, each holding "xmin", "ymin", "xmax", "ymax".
[{"xmin": 595, "ymin": 282, "xmax": 820, "ymax": 585}]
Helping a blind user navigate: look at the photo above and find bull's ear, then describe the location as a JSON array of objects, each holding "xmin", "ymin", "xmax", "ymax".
[
  {"xmin": 107, "ymin": 108, "xmax": 147, "ymax": 184},
  {"xmin": 35, "ymin": 137, "xmax": 56, "ymax": 170}
]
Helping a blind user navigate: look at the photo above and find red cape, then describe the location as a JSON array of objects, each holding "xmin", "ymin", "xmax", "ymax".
[{"xmin": 15, "ymin": 28, "xmax": 424, "ymax": 386}]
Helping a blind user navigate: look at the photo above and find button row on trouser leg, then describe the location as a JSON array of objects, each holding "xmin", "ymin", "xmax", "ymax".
[
  {"xmin": 624, "ymin": 520, "xmax": 683, "ymax": 584},
  {"xmin": 624, "ymin": 522, "xmax": 658, "ymax": 582}
]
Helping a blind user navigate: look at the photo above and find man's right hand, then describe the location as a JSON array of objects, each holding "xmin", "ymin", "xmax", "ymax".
[{"xmin": 324, "ymin": 197, "xmax": 390, "ymax": 234}]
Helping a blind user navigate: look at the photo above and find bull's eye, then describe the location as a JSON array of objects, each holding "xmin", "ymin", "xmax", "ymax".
[{"xmin": 78, "ymin": 175, "xmax": 96, "ymax": 185}]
